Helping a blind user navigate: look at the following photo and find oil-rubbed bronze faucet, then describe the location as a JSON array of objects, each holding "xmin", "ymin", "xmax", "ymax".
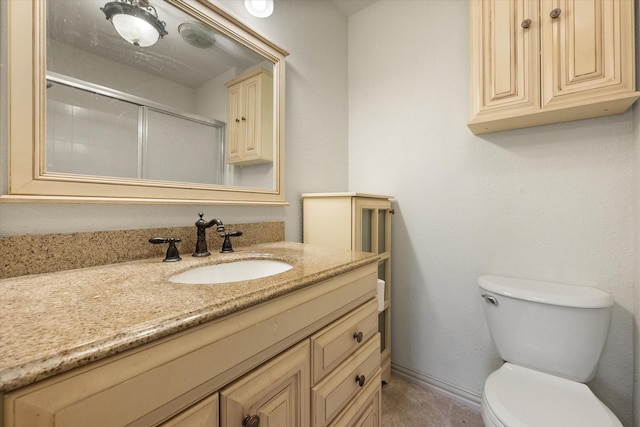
[
  {"xmin": 149, "ymin": 237, "xmax": 182, "ymax": 262},
  {"xmin": 220, "ymin": 231, "xmax": 243, "ymax": 253},
  {"xmin": 193, "ymin": 213, "xmax": 225, "ymax": 257}
]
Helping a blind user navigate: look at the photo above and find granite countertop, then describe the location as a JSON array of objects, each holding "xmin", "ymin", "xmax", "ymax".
[{"xmin": 0, "ymin": 242, "xmax": 378, "ymax": 393}]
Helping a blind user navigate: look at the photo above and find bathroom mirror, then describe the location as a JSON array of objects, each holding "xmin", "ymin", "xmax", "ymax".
[{"xmin": 3, "ymin": 0, "xmax": 288, "ymax": 204}]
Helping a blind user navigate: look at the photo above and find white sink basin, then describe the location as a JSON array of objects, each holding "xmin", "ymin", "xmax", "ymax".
[{"xmin": 169, "ymin": 259, "xmax": 293, "ymax": 284}]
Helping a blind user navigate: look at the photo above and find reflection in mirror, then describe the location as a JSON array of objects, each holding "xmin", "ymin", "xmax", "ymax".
[{"xmin": 46, "ymin": 0, "xmax": 274, "ymax": 190}]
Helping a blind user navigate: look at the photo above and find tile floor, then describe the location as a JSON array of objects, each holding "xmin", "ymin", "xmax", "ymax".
[{"xmin": 381, "ymin": 375, "xmax": 485, "ymax": 427}]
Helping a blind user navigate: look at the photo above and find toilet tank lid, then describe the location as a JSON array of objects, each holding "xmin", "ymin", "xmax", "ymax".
[{"xmin": 478, "ymin": 275, "xmax": 613, "ymax": 308}]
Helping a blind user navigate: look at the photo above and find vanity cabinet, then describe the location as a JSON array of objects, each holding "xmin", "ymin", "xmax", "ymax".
[
  {"xmin": 225, "ymin": 68, "xmax": 273, "ymax": 166},
  {"xmin": 2, "ymin": 263, "xmax": 380, "ymax": 427},
  {"xmin": 468, "ymin": 0, "xmax": 640, "ymax": 135},
  {"xmin": 302, "ymin": 193, "xmax": 393, "ymax": 383}
]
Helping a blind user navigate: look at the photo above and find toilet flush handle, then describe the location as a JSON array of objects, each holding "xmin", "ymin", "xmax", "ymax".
[{"xmin": 481, "ymin": 294, "xmax": 498, "ymax": 306}]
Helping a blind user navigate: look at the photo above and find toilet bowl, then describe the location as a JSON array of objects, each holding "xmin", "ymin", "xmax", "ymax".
[
  {"xmin": 478, "ymin": 275, "xmax": 622, "ymax": 427},
  {"xmin": 482, "ymin": 364, "xmax": 621, "ymax": 427}
]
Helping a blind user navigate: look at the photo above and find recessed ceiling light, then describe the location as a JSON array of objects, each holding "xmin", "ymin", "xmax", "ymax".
[{"xmin": 244, "ymin": 0, "xmax": 274, "ymax": 18}]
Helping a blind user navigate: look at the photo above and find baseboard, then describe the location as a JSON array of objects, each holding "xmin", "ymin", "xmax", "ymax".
[{"xmin": 391, "ymin": 362, "xmax": 483, "ymax": 409}]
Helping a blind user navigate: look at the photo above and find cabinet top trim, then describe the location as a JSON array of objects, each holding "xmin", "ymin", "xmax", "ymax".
[{"xmin": 302, "ymin": 192, "xmax": 393, "ymax": 200}]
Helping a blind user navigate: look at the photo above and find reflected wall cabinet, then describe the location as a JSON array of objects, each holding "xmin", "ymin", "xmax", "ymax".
[
  {"xmin": 225, "ymin": 68, "xmax": 273, "ymax": 165},
  {"xmin": 302, "ymin": 193, "xmax": 393, "ymax": 383},
  {"xmin": 468, "ymin": 0, "xmax": 640, "ymax": 135}
]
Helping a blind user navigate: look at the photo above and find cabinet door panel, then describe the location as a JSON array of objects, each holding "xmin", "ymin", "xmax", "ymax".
[
  {"xmin": 469, "ymin": 0, "xmax": 540, "ymax": 115},
  {"xmin": 541, "ymin": 0, "xmax": 635, "ymax": 106},
  {"xmin": 220, "ymin": 341, "xmax": 310, "ymax": 427},
  {"xmin": 226, "ymin": 84, "xmax": 242, "ymax": 163},
  {"xmin": 244, "ymin": 75, "xmax": 261, "ymax": 156}
]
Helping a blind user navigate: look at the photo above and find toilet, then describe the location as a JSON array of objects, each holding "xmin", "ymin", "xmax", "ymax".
[{"xmin": 478, "ymin": 275, "xmax": 622, "ymax": 427}]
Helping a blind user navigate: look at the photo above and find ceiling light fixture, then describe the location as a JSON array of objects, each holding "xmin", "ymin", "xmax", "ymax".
[
  {"xmin": 244, "ymin": 0, "xmax": 274, "ymax": 18},
  {"xmin": 101, "ymin": 0, "xmax": 168, "ymax": 47}
]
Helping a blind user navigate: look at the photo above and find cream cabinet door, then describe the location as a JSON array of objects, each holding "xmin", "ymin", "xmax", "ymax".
[
  {"xmin": 541, "ymin": 0, "xmax": 636, "ymax": 107},
  {"xmin": 220, "ymin": 341, "xmax": 310, "ymax": 427},
  {"xmin": 226, "ymin": 83, "xmax": 243, "ymax": 164},
  {"xmin": 469, "ymin": 0, "xmax": 540, "ymax": 124},
  {"xmin": 242, "ymin": 73, "xmax": 265, "ymax": 161}
]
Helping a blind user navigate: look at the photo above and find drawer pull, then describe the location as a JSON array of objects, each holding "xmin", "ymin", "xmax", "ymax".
[
  {"xmin": 549, "ymin": 8, "xmax": 561, "ymax": 19},
  {"xmin": 355, "ymin": 374, "xmax": 366, "ymax": 387},
  {"xmin": 243, "ymin": 415, "xmax": 260, "ymax": 427},
  {"xmin": 353, "ymin": 331, "xmax": 364, "ymax": 343}
]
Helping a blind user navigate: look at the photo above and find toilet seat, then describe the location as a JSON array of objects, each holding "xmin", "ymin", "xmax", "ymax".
[{"xmin": 483, "ymin": 363, "xmax": 622, "ymax": 427}]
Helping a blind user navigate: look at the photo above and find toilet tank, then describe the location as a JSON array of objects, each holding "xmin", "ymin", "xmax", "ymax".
[{"xmin": 478, "ymin": 275, "xmax": 613, "ymax": 383}]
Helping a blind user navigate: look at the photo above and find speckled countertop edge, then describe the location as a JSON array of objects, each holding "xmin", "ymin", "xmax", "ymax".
[{"xmin": 0, "ymin": 242, "xmax": 378, "ymax": 393}]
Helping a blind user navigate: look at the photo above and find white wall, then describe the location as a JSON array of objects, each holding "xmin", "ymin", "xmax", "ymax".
[
  {"xmin": 348, "ymin": 1, "xmax": 636, "ymax": 425},
  {"xmin": 0, "ymin": 0, "xmax": 349, "ymax": 241}
]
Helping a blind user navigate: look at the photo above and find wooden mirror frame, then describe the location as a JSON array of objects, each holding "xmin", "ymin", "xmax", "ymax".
[{"xmin": 3, "ymin": 0, "xmax": 288, "ymax": 205}]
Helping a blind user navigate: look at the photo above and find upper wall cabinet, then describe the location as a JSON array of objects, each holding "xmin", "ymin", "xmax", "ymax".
[
  {"xmin": 225, "ymin": 68, "xmax": 273, "ymax": 166},
  {"xmin": 468, "ymin": 0, "xmax": 640, "ymax": 135}
]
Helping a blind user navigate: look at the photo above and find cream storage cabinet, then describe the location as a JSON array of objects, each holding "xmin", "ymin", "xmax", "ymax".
[
  {"xmin": 225, "ymin": 68, "xmax": 274, "ymax": 165},
  {"xmin": 303, "ymin": 193, "xmax": 393, "ymax": 383},
  {"xmin": 3, "ymin": 264, "xmax": 380, "ymax": 427},
  {"xmin": 468, "ymin": 0, "xmax": 640, "ymax": 135}
]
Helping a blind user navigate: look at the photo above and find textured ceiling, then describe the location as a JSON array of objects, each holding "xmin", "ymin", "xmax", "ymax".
[
  {"xmin": 332, "ymin": 0, "xmax": 378, "ymax": 17},
  {"xmin": 47, "ymin": 0, "xmax": 266, "ymax": 88}
]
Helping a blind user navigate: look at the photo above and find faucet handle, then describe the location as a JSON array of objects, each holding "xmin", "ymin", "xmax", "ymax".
[
  {"xmin": 149, "ymin": 237, "xmax": 182, "ymax": 262},
  {"xmin": 220, "ymin": 231, "xmax": 242, "ymax": 253}
]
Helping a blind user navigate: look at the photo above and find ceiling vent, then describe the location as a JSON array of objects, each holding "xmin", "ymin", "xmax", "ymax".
[{"xmin": 178, "ymin": 22, "xmax": 215, "ymax": 49}]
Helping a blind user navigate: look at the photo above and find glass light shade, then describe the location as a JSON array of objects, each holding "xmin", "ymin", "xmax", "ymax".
[
  {"xmin": 244, "ymin": 0, "xmax": 274, "ymax": 18},
  {"xmin": 112, "ymin": 14, "xmax": 160, "ymax": 47}
]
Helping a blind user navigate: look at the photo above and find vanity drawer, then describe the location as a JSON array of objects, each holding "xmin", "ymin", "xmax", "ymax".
[
  {"xmin": 328, "ymin": 371, "xmax": 381, "ymax": 427},
  {"xmin": 310, "ymin": 298, "xmax": 378, "ymax": 384},
  {"xmin": 311, "ymin": 334, "xmax": 380, "ymax": 427}
]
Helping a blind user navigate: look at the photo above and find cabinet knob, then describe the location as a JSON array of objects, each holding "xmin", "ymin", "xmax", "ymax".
[
  {"xmin": 241, "ymin": 116, "xmax": 247, "ymax": 121},
  {"xmin": 243, "ymin": 415, "xmax": 260, "ymax": 427},
  {"xmin": 355, "ymin": 374, "xmax": 366, "ymax": 387},
  {"xmin": 353, "ymin": 331, "xmax": 364, "ymax": 343},
  {"xmin": 235, "ymin": 118, "xmax": 240, "ymax": 123},
  {"xmin": 521, "ymin": 18, "xmax": 531, "ymax": 29},
  {"xmin": 549, "ymin": 8, "xmax": 561, "ymax": 19}
]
